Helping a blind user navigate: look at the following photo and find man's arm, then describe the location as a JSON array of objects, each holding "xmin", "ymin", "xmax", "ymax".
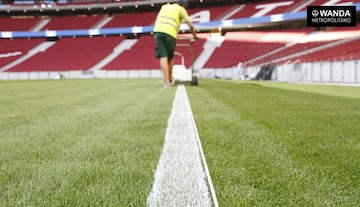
[
  {"xmin": 186, "ymin": 20, "xmax": 199, "ymax": 40},
  {"xmin": 179, "ymin": 6, "xmax": 199, "ymax": 40}
]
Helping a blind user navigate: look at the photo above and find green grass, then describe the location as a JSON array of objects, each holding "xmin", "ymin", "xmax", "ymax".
[
  {"xmin": 1, "ymin": 78, "xmax": 360, "ymax": 206},
  {"xmin": 253, "ymin": 81, "xmax": 360, "ymax": 99},
  {"xmin": 0, "ymin": 79, "xmax": 174, "ymax": 206},
  {"xmin": 187, "ymin": 79, "xmax": 360, "ymax": 207}
]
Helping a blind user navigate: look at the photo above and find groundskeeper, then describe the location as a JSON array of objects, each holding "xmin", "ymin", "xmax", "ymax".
[{"xmin": 153, "ymin": 0, "xmax": 198, "ymax": 88}]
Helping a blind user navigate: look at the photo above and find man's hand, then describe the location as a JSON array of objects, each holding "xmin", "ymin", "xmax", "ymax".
[{"xmin": 190, "ymin": 35, "xmax": 199, "ymax": 42}]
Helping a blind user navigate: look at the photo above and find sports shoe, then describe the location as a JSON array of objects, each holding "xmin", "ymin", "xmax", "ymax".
[{"xmin": 163, "ymin": 83, "xmax": 170, "ymax": 88}]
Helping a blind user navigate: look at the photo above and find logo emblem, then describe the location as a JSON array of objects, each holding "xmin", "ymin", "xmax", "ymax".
[{"xmin": 312, "ymin": 10, "xmax": 319, "ymax": 17}]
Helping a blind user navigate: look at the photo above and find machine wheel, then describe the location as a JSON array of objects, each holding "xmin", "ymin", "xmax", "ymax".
[{"xmin": 191, "ymin": 75, "xmax": 198, "ymax": 86}]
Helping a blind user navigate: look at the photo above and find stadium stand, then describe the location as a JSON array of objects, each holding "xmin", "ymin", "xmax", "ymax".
[
  {"xmin": 6, "ymin": 36, "xmax": 124, "ymax": 72},
  {"xmin": 0, "ymin": 38, "xmax": 45, "ymax": 69},
  {"xmin": 102, "ymin": 12, "xmax": 158, "ymax": 28},
  {"xmin": 0, "ymin": 16, "xmax": 42, "ymax": 31},
  {"xmin": 229, "ymin": 0, "xmax": 302, "ymax": 18},
  {"xmin": 187, "ymin": 4, "xmax": 235, "ymax": 21},
  {"xmin": 244, "ymin": 25, "xmax": 360, "ymax": 66},
  {"xmin": 1, "ymin": 3, "xmax": 227, "ymax": 72},
  {"xmin": 102, "ymin": 35, "xmax": 158, "ymax": 70},
  {"xmin": 0, "ymin": 0, "xmax": 359, "ymax": 82},
  {"xmin": 42, "ymin": 15, "xmax": 106, "ymax": 30},
  {"xmin": 102, "ymin": 34, "xmax": 207, "ymax": 70},
  {"xmin": 203, "ymin": 29, "xmax": 309, "ymax": 68},
  {"xmin": 275, "ymin": 36, "xmax": 360, "ymax": 64}
]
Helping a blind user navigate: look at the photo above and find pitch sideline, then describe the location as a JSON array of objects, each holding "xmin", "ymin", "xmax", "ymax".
[{"xmin": 147, "ymin": 85, "xmax": 218, "ymax": 207}]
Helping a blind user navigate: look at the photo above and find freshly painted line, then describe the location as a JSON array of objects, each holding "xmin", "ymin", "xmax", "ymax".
[
  {"xmin": 187, "ymin": 88, "xmax": 220, "ymax": 207},
  {"xmin": 147, "ymin": 85, "xmax": 217, "ymax": 207}
]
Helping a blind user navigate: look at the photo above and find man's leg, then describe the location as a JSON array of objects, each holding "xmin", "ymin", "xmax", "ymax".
[
  {"xmin": 160, "ymin": 57, "xmax": 171, "ymax": 86},
  {"xmin": 168, "ymin": 58, "xmax": 174, "ymax": 83}
]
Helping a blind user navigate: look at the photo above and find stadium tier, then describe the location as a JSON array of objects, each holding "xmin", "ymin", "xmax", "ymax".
[
  {"xmin": 102, "ymin": 34, "xmax": 207, "ymax": 70},
  {"xmin": 102, "ymin": 12, "xmax": 158, "ymax": 28},
  {"xmin": 0, "ymin": 38, "xmax": 45, "ymax": 68},
  {"xmin": 188, "ymin": 4, "xmax": 234, "ymax": 21},
  {"xmin": 245, "ymin": 24, "xmax": 360, "ymax": 66},
  {"xmin": 5, "ymin": 36, "xmax": 124, "ymax": 72},
  {"xmin": 275, "ymin": 37, "xmax": 360, "ymax": 64},
  {"xmin": 203, "ymin": 30, "xmax": 290, "ymax": 68},
  {"xmin": 229, "ymin": 0, "xmax": 302, "ymax": 19},
  {"xmin": 43, "ymin": 15, "xmax": 106, "ymax": 30},
  {"xmin": 0, "ymin": 16, "xmax": 42, "ymax": 31},
  {"xmin": 102, "ymin": 35, "xmax": 159, "ymax": 70}
]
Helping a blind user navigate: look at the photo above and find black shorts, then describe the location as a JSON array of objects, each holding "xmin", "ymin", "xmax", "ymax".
[{"xmin": 154, "ymin": 32, "xmax": 176, "ymax": 60}]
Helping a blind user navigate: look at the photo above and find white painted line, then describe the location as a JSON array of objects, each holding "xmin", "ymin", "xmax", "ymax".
[
  {"xmin": 147, "ymin": 85, "xmax": 217, "ymax": 207},
  {"xmin": 187, "ymin": 88, "xmax": 219, "ymax": 207}
]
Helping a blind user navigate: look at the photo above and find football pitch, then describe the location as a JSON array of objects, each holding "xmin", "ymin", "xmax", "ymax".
[{"xmin": 0, "ymin": 78, "xmax": 359, "ymax": 206}]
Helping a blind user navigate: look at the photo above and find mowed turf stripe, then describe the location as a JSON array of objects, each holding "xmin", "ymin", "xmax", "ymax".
[
  {"xmin": 147, "ymin": 85, "xmax": 212, "ymax": 207},
  {"xmin": 0, "ymin": 79, "xmax": 174, "ymax": 206},
  {"xmin": 186, "ymin": 79, "xmax": 360, "ymax": 206}
]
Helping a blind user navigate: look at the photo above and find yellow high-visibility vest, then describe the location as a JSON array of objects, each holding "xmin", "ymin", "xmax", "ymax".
[{"xmin": 154, "ymin": 3, "xmax": 190, "ymax": 38}]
